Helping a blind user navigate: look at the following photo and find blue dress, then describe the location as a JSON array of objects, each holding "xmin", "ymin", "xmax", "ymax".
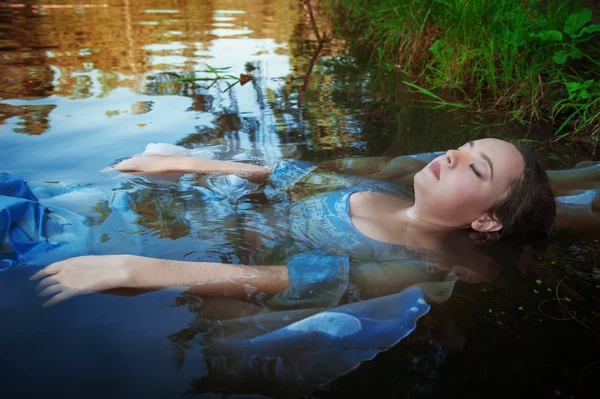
[
  {"xmin": 244, "ymin": 160, "xmax": 454, "ymax": 309},
  {"xmin": 0, "ymin": 161, "xmax": 449, "ymax": 396},
  {"xmin": 0, "ymin": 173, "xmax": 140, "ymax": 270}
]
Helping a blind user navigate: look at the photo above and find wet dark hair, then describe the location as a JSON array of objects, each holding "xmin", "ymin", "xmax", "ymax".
[{"xmin": 488, "ymin": 142, "xmax": 556, "ymax": 236}]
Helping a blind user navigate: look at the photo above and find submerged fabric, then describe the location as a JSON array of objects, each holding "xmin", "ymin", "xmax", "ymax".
[
  {"xmin": 0, "ymin": 149, "xmax": 469, "ymax": 396},
  {"xmin": 253, "ymin": 160, "xmax": 455, "ymax": 309},
  {"xmin": 0, "ymin": 173, "xmax": 140, "ymax": 270},
  {"xmin": 197, "ymin": 286, "xmax": 430, "ymax": 397},
  {"xmin": 0, "ymin": 174, "xmax": 55, "ymax": 270}
]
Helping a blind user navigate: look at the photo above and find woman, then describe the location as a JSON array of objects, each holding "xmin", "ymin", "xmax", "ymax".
[{"xmin": 29, "ymin": 138, "xmax": 559, "ymax": 307}]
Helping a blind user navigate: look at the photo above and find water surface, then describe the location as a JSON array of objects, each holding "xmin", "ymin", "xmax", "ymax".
[{"xmin": 1, "ymin": 1, "xmax": 599, "ymax": 398}]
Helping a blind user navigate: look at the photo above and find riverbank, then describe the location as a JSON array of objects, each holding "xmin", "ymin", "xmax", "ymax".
[{"xmin": 320, "ymin": 0, "xmax": 600, "ymax": 143}]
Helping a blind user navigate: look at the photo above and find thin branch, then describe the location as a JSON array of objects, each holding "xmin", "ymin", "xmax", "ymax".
[
  {"xmin": 298, "ymin": 41, "xmax": 324, "ymax": 106},
  {"xmin": 304, "ymin": 0, "xmax": 323, "ymax": 44}
]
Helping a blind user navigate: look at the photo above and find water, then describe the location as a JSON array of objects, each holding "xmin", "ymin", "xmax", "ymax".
[{"xmin": 1, "ymin": 1, "xmax": 600, "ymax": 398}]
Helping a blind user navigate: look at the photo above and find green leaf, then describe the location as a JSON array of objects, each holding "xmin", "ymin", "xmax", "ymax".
[
  {"xmin": 575, "ymin": 24, "xmax": 600, "ymax": 38},
  {"xmin": 581, "ymin": 79, "xmax": 595, "ymax": 89},
  {"xmin": 553, "ymin": 51, "xmax": 569, "ymax": 64},
  {"xmin": 535, "ymin": 279, "xmax": 542, "ymax": 285},
  {"xmin": 569, "ymin": 48, "xmax": 584, "ymax": 60},
  {"xmin": 428, "ymin": 39, "xmax": 446, "ymax": 58},
  {"xmin": 529, "ymin": 30, "xmax": 563, "ymax": 41},
  {"xmin": 565, "ymin": 8, "xmax": 592, "ymax": 36},
  {"xmin": 176, "ymin": 77, "xmax": 216, "ymax": 82}
]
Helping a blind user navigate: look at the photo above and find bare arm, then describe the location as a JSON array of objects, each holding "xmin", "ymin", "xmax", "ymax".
[
  {"xmin": 112, "ymin": 155, "xmax": 273, "ymax": 182},
  {"xmin": 32, "ymin": 254, "xmax": 289, "ymax": 306},
  {"xmin": 546, "ymin": 164, "xmax": 600, "ymax": 196},
  {"xmin": 317, "ymin": 156, "xmax": 427, "ymax": 185}
]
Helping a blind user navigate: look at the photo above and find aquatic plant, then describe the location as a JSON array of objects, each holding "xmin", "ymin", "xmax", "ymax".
[
  {"xmin": 322, "ymin": 0, "xmax": 600, "ymax": 141},
  {"xmin": 177, "ymin": 64, "xmax": 254, "ymax": 92}
]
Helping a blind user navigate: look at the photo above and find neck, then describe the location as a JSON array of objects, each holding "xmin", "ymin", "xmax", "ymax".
[{"xmin": 401, "ymin": 205, "xmax": 457, "ymax": 231}]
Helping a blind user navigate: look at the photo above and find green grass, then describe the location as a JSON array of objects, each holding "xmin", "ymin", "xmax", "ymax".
[{"xmin": 322, "ymin": 0, "xmax": 600, "ymax": 140}]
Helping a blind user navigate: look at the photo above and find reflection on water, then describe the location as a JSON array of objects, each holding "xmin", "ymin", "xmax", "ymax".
[
  {"xmin": 0, "ymin": 0, "xmax": 522, "ymax": 160},
  {"xmin": 1, "ymin": 1, "xmax": 600, "ymax": 399}
]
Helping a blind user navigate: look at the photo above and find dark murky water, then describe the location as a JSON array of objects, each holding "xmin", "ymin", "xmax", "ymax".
[{"xmin": 1, "ymin": 1, "xmax": 599, "ymax": 398}]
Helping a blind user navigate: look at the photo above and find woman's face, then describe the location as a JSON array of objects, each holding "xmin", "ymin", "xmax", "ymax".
[{"xmin": 413, "ymin": 138, "xmax": 524, "ymax": 230}]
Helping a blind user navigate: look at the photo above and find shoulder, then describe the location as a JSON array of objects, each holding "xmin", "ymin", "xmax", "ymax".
[{"xmin": 353, "ymin": 181, "xmax": 414, "ymax": 199}]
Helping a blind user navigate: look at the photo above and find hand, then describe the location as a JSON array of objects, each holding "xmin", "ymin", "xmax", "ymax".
[
  {"xmin": 448, "ymin": 259, "xmax": 499, "ymax": 284},
  {"xmin": 105, "ymin": 155, "xmax": 186, "ymax": 175},
  {"xmin": 108, "ymin": 155, "xmax": 167, "ymax": 174},
  {"xmin": 30, "ymin": 255, "xmax": 134, "ymax": 307}
]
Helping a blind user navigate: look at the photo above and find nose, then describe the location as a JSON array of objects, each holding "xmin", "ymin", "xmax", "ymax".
[
  {"xmin": 445, "ymin": 149, "xmax": 459, "ymax": 169},
  {"xmin": 444, "ymin": 149, "xmax": 472, "ymax": 169}
]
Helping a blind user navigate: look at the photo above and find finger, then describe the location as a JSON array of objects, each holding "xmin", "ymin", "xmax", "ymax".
[
  {"xmin": 38, "ymin": 284, "xmax": 64, "ymax": 298},
  {"xmin": 42, "ymin": 258, "xmax": 65, "ymax": 275},
  {"xmin": 113, "ymin": 156, "xmax": 138, "ymax": 171},
  {"xmin": 36, "ymin": 276, "xmax": 59, "ymax": 291},
  {"xmin": 30, "ymin": 269, "xmax": 48, "ymax": 281},
  {"xmin": 30, "ymin": 267, "xmax": 58, "ymax": 281},
  {"xmin": 42, "ymin": 290, "xmax": 81, "ymax": 307}
]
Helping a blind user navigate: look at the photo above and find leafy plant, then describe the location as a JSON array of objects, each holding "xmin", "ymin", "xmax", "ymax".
[
  {"xmin": 324, "ymin": 0, "xmax": 600, "ymax": 139},
  {"xmin": 529, "ymin": 8, "xmax": 600, "ymax": 65},
  {"xmin": 402, "ymin": 80, "xmax": 467, "ymax": 109},
  {"xmin": 177, "ymin": 64, "xmax": 253, "ymax": 92},
  {"xmin": 552, "ymin": 76, "xmax": 600, "ymax": 138}
]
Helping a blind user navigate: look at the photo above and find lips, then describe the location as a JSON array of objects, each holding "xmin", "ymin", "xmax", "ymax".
[{"xmin": 429, "ymin": 161, "xmax": 441, "ymax": 180}]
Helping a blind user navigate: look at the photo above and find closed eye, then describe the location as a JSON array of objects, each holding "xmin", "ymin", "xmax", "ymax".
[{"xmin": 470, "ymin": 164, "xmax": 482, "ymax": 178}]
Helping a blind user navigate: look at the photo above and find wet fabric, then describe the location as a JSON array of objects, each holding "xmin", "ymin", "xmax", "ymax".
[
  {"xmin": 0, "ymin": 173, "xmax": 140, "ymax": 270},
  {"xmin": 0, "ymin": 173, "xmax": 55, "ymax": 270},
  {"xmin": 0, "ymin": 149, "xmax": 468, "ymax": 396},
  {"xmin": 195, "ymin": 286, "xmax": 430, "ymax": 398},
  {"xmin": 252, "ymin": 159, "xmax": 454, "ymax": 309}
]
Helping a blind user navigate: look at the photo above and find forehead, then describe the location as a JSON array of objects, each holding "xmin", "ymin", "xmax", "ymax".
[{"xmin": 469, "ymin": 138, "xmax": 524, "ymax": 181}]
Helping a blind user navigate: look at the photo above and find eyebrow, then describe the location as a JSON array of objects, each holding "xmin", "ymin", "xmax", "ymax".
[{"xmin": 468, "ymin": 141, "xmax": 494, "ymax": 180}]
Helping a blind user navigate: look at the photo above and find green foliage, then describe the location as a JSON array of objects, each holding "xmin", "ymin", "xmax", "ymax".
[
  {"xmin": 323, "ymin": 0, "xmax": 600, "ymax": 139},
  {"xmin": 529, "ymin": 8, "xmax": 600, "ymax": 65},
  {"xmin": 176, "ymin": 64, "xmax": 245, "ymax": 92},
  {"xmin": 553, "ymin": 76, "xmax": 600, "ymax": 137},
  {"xmin": 402, "ymin": 80, "xmax": 467, "ymax": 109}
]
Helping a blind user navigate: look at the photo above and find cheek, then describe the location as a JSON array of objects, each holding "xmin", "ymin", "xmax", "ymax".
[
  {"xmin": 415, "ymin": 171, "xmax": 493, "ymax": 213},
  {"xmin": 439, "ymin": 178, "xmax": 490, "ymax": 211}
]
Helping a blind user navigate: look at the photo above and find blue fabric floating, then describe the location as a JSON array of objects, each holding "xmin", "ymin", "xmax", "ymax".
[
  {"xmin": 0, "ymin": 173, "xmax": 38, "ymax": 201},
  {"xmin": 197, "ymin": 286, "xmax": 430, "ymax": 397},
  {"xmin": 0, "ymin": 174, "xmax": 136, "ymax": 270},
  {"xmin": 1, "ymin": 166, "xmax": 434, "ymax": 398},
  {"xmin": 0, "ymin": 174, "xmax": 59, "ymax": 270}
]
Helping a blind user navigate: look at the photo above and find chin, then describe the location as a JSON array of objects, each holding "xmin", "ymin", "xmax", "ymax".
[{"xmin": 413, "ymin": 169, "xmax": 425, "ymax": 186}]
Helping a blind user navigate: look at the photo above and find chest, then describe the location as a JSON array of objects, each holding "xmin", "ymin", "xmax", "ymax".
[{"xmin": 348, "ymin": 191, "xmax": 410, "ymax": 245}]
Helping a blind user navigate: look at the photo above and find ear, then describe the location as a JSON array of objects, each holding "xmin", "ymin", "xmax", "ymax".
[{"xmin": 471, "ymin": 213, "xmax": 503, "ymax": 232}]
